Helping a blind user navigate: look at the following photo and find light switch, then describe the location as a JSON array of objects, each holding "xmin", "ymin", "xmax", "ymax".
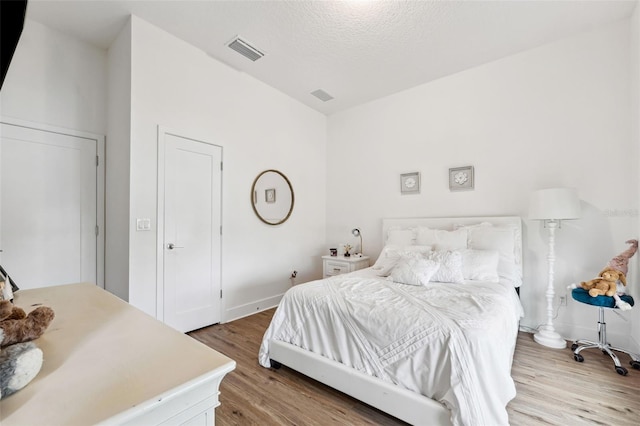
[{"xmin": 136, "ymin": 218, "xmax": 151, "ymax": 231}]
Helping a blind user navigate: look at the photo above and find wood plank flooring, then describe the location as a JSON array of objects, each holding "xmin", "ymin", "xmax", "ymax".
[{"xmin": 189, "ymin": 309, "xmax": 640, "ymax": 425}]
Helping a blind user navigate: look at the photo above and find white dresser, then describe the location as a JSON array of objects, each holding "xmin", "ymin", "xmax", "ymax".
[
  {"xmin": 322, "ymin": 255, "xmax": 370, "ymax": 278},
  {"xmin": 1, "ymin": 283, "xmax": 235, "ymax": 425}
]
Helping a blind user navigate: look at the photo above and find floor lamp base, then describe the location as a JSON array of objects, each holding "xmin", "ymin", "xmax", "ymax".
[{"xmin": 534, "ymin": 327, "xmax": 567, "ymax": 349}]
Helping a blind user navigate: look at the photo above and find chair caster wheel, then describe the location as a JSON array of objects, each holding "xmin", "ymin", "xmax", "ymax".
[
  {"xmin": 616, "ymin": 366, "xmax": 628, "ymax": 376},
  {"xmin": 630, "ymin": 360, "xmax": 640, "ymax": 370},
  {"xmin": 570, "ymin": 343, "xmax": 578, "ymax": 351},
  {"xmin": 574, "ymin": 354, "xmax": 584, "ymax": 362}
]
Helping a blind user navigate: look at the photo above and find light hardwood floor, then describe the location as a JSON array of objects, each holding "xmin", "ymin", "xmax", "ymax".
[{"xmin": 189, "ymin": 309, "xmax": 640, "ymax": 425}]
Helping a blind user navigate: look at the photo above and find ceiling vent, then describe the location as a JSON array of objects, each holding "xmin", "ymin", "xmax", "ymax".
[
  {"xmin": 311, "ymin": 89, "xmax": 334, "ymax": 102},
  {"xmin": 227, "ymin": 36, "xmax": 264, "ymax": 62}
]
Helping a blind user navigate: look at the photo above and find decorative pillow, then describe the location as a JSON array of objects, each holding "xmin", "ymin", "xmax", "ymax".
[
  {"xmin": 467, "ymin": 225, "xmax": 522, "ymax": 286},
  {"xmin": 388, "ymin": 257, "xmax": 440, "ymax": 286},
  {"xmin": 428, "ymin": 250, "xmax": 465, "ymax": 283},
  {"xmin": 416, "ymin": 227, "xmax": 468, "ymax": 250},
  {"xmin": 371, "ymin": 245, "xmax": 432, "ymax": 276},
  {"xmin": 386, "ymin": 227, "xmax": 416, "ymax": 246},
  {"xmin": 459, "ymin": 249, "xmax": 500, "ymax": 282}
]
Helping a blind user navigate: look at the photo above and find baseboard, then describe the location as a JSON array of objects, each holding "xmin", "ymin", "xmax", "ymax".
[{"xmin": 223, "ymin": 293, "xmax": 284, "ymax": 323}]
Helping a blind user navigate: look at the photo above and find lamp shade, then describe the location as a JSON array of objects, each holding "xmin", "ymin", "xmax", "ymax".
[{"xmin": 529, "ymin": 188, "xmax": 581, "ymax": 220}]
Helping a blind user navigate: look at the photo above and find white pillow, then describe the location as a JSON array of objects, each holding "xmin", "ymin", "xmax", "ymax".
[
  {"xmin": 388, "ymin": 257, "xmax": 440, "ymax": 286},
  {"xmin": 467, "ymin": 225, "xmax": 521, "ymax": 286},
  {"xmin": 459, "ymin": 249, "xmax": 500, "ymax": 282},
  {"xmin": 371, "ymin": 245, "xmax": 432, "ymax": 276},
  {"xmin": 386, "ymin": 227, "xmax": 416, "ymax": 246},
  {"xmin": 428, "ymin": 250, "xmax": 465, "ymax": 283},
  {"xmin": 416, "ymin": 227, "xmax": 468, "ymax": 250}
]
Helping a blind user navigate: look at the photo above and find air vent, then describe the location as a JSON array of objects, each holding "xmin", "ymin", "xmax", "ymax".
[
  {"xmin": 311, "ymin": 89, "xmax": 334, "ymax": 102},
  {"xmin": 227, "ymin": 36, "xmax": 264, "ymax": 62}
]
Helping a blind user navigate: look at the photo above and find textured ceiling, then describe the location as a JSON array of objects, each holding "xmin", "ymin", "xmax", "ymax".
[{"xmin": 26, "ymin": 0, "xmax": 637, "ymax": 115}]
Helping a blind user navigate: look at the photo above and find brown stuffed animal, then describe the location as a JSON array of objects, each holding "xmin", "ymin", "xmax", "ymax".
[
  {"xmin": 0, "ymin": 300, "xmax": 55, "ymax": 348},
  {"xmin": 579, "ymin": 267, "xmax": 626, "ymax": 297}
]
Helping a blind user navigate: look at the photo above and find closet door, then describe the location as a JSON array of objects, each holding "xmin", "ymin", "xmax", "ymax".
[
  {"xmin": 159, "ymin": 130, "xmax": 222, "ymax": 332},
  {"xmin": 0, "ymin": 122, "xmax": 98, "ymax": 289}
]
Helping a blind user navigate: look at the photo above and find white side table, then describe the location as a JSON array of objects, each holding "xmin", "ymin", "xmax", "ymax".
[{"xmin": 322, "ymin": 255, "xmax": 370, "ymax": 278}]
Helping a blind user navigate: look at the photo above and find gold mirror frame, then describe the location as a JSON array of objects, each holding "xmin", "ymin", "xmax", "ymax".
[{"xmin": 250, "ymin": 169, "xmax": 295, "ymax": 226}]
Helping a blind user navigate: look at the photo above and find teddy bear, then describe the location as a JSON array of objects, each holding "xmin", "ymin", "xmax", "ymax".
[
  {"xmin": 579, "ymin": 267, "xmax": 625, "ymax": 297},
  {"xmin": 0, "ymin": 299, "xmax": 55, "ymax": 399},
  {"xmin": 574, "ymin": 239, "xmax": 638, "ymax": 311},
  {"xmin": 0, "ymin": 300, "xmax": 55, "ymax": 348}
]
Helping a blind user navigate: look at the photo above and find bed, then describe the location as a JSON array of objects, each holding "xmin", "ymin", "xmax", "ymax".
[{"xmin": 259, "ymin": 216, "xmax": 524, "ymax": 425}]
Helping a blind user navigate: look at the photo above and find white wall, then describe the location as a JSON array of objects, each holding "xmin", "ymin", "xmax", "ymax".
[
  {"xmin": 1, "ymin": 16, "xmax": 326, "ymax": 324},
  {"xmin": 326, "ymin": 19, "xmax": 639, "ymax": 348},
  {"xmin": 105, "ymin": 19, "xmax": 132, "ymax": 301},
  {"xmin": 0, "ymin": 19, "xmax": 107, "ymax": 135},
  {"xmin": 127, "ymin": 17, "xmax": 327, "ymax": 320}
]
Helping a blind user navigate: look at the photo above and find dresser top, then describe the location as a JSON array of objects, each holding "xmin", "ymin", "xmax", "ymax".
[{"xmin": 1, "ymin": 283, "xmax": 235, "ymax": 425}]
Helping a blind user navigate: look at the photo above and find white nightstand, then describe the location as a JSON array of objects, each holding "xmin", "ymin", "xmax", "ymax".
[{"xmin": 322, "ymin": 255, "xmax": 370, "ymax": 278}]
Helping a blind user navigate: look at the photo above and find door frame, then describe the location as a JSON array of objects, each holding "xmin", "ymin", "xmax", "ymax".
[
  {"xmin": 0, "ymin": 116, "xmax": 106, "ymax": 288},
  {"xmin": 156, "ymin": 126, "xmax": 223, "ymax": 322}
]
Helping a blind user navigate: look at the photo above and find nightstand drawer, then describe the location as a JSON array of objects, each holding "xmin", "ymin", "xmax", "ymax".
[
  {"xmin": 322, "ymin": 255, "xmax": 370, "ymax": 278},
  {"xmin": 324, "ymin": 261, "xmax": 350, "ymax": 276}
]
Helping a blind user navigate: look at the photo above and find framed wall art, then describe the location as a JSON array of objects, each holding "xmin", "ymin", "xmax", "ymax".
[
  {"xmin": 400, "ymin": 172, "xmax": 420, "ymax": 194},
  {"xmin": 449, "ymin": 166, "xmax": 474, "ymax": 191}
]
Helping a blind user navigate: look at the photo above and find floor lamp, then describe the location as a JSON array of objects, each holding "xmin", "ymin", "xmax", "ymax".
[{"xmin": 529, "ymin": 188, "xmax": 580, "ymax": 349}]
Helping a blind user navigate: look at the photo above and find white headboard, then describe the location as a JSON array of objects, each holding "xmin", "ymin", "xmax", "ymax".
[{"xmin": 382, "ymin": 216, "xmax": 523, "ymax": 287}]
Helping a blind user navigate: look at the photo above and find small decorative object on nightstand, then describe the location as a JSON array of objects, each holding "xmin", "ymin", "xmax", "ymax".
[
  {"xmin": 343, "ymin": 244, "xmax": 352, "ymax": 257},
  {"xmin": 322, "ymin": 255, "xmax": 370, "ymax": 278},
  {"xmin": 351, "ymin": 228, "xmax": 362, "ymax": 255}
]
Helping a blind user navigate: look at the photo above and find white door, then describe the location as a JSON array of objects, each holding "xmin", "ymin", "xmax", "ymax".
[
  {"xmin": 0, "ymin": 122, "xmax": 98, "ymax": 289},
  {"xmin": 161, "ymin": 131, "xmax": 222, "ymax": 332}
]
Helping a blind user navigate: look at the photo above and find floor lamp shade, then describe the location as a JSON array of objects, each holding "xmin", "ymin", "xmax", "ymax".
[
  {"xmin": 529, "ymin": 188, "xmax": 580, "ymax": 221},
  {"xmin": 530, "ymin": 187, "xmax": 580, "ymax": 349}
]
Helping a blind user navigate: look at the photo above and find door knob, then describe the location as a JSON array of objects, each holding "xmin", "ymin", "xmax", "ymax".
[{"xmin": 167, "ymin": 243, "xmax": 184, "ymax": 250}]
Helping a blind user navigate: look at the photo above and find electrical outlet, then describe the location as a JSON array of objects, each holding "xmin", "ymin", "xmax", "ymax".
[{"xmin": 560, "ymin": 296, "xmax": 567, "ymax": 306}]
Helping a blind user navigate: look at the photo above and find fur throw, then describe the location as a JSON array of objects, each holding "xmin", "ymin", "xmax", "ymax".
[{"xmin": 0, "ymin": 342, "xmax": 43, "ymax": 399}]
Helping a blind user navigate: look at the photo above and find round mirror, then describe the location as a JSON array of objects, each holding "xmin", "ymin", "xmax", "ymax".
[{"xmin": 251, "ymin": 169, "xmax": 294, "ymax": 225}]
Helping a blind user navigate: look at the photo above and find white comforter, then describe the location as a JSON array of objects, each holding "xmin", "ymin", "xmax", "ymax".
[{"xmin": 258, "ymin": 269, "xmax": 524, "ymax": 426}]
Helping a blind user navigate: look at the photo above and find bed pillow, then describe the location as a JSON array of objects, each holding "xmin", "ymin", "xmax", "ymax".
[
  {"xmin": 459, "ymin": 249, "xmax": 500, "ymax": 282},
  {"xmin": 371, "ymin": 245, "xmax": 432, "ymax": 276},
  {"xmin": 388, "ymin": 257, "xmax": 440, "ymax": 286},
  {"xmin": 428, "ymin": 250, "xmax": 465, "ymax": 283},
  {"xmin": 467, "ymin": 225, "xmax": 522, "ymax": 286},
  {"xmin": 416, "ymin": 227, "xmax": 468, "ymax": 250},
  {"xmin": 386, "ymin": 227, "xmax": 416, "ymax": 246}
]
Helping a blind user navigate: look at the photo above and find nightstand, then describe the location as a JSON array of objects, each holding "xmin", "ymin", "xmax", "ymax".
[{"xmin": 322, "ymin": 255, "xmax": 370, "ymax": 278}]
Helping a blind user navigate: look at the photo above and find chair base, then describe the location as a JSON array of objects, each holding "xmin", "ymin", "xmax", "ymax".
[{"xmin": 572, "ymin": 307, "xmax": 640, "ymax": 375}]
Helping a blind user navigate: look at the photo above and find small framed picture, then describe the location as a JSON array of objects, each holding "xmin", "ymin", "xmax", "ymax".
[
  {"xmin": 400, "ymin": 172, "xmax": 420, "ymax": 194},
  {"xmin": 265, "ymin": 188, "xmax": 276, "ymax": 203},
  {"xmin": 449, "ymin": 166, "xmax": 474, "ymax": 191}
]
